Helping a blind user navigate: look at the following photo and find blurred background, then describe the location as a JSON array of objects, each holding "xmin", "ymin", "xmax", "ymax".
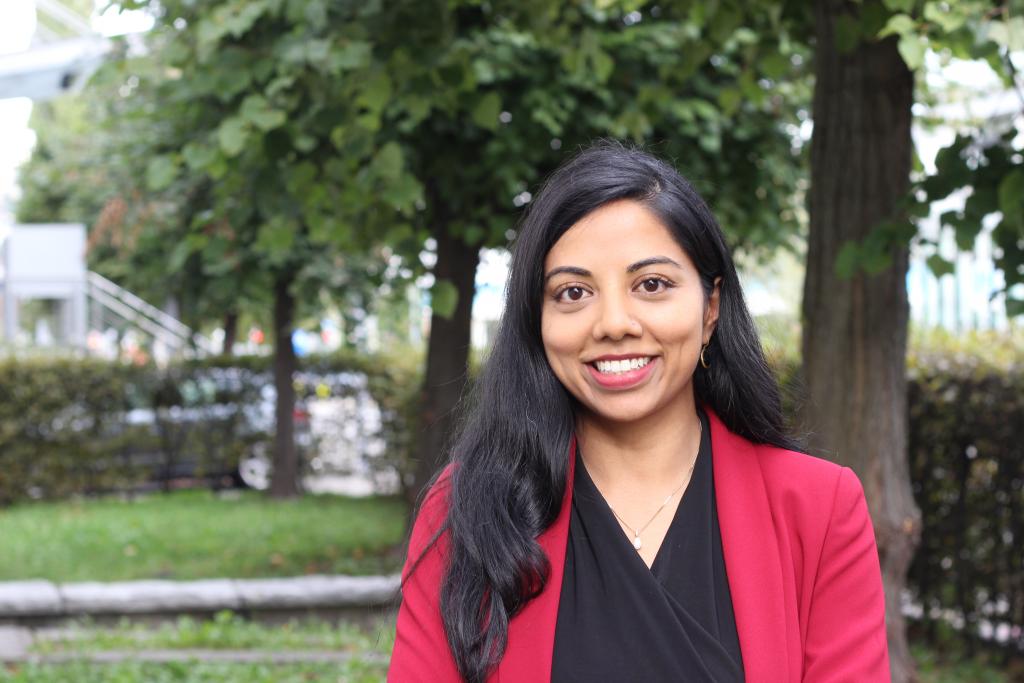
[{"xmin": 0, "ymin": 1, "xmax": 1021, "ymax": 681}]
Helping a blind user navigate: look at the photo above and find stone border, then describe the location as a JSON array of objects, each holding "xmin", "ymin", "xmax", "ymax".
[{"xmin": 0, "ymin": 575, "xmax": 401, "ymax": 618}]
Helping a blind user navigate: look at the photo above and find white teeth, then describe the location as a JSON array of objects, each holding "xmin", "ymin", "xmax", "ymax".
[{"xmin": 594, "ymin": 357, "xmax": 651, "ymax": 374}]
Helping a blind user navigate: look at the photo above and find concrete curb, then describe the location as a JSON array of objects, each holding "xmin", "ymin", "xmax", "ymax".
[{"xmin": 0, "ymin": 574, "xmax": 401, "ymax": 618}]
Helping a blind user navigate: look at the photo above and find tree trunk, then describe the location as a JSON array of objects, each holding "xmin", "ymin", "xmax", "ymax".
[
  {"xmin": 222, "ymin": 311, "xmax": 238, "ymax": 356},
  {"xmin": 270, "ymin": 271, "xmax": 299, "ymax": 499},
  {"xmin": 802, "ymin": 2, "xmax": 921, "ymax": 680},
  {"xmin": 407, "ymin": 228, "xmax": 480, "ymax": 507}
]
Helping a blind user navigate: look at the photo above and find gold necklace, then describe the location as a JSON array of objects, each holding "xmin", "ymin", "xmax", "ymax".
[{"xmin": 602, "ymin": 420, "xmax": 701, "ymax": 552}]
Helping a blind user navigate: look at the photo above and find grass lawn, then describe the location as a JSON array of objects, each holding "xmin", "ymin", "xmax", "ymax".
[
  {"xmin": 30, "ymin": 611, "xmax": 396, "ymax": 656},
  {"xmin": 0, "ymin": 661, "xmax": 386, "ymax": 683},
  {"xmin": 4, "ymin": 612, "xmax": 1016, "ymax": 683},
  {"xmin": 4, "ymin": 611, "xmax": 394, "ymax": 683},
  {"xmin": 0, "ymin": 490, "xmax": 408, "ymax": 582}
]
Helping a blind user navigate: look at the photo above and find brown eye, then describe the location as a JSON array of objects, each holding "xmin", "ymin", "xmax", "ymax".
[
  {"xmin": 565, "ymin": 286, "xmax": 585, "ymax": 301},
  {"xmin": 641, "ymin": 278, "xmax": 663, "ymax": 293}
]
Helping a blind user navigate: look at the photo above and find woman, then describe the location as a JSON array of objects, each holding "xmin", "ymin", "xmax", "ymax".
[{"xmin": 388, "ymin": 144, "xmax": 889, "ymax": 682}]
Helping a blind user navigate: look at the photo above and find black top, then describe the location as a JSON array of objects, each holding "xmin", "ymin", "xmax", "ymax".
[{"xmin": 550, "ymin": 410, "xmax": 745, "ymax": 682}]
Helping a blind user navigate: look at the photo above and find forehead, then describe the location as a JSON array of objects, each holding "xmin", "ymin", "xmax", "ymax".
[{"xmin": 544, "ymin": 200, "xmax": 686, "ymax": 271}]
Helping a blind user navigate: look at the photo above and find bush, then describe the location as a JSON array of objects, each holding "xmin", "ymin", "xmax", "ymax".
[
  {"xmin": 906, "ymin": 348, "xmax": 1024, "ymax": 656},
  {"xmin": 0, "ymin": 351, "xmax": 420, "ymax": 507}
]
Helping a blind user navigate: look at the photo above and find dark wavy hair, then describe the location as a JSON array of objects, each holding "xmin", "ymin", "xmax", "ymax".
[{"xmin": 422, "ymin": 142, "xmax": 796, "ymax": 682}]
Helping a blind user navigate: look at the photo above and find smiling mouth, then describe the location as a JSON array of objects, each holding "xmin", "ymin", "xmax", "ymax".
[{"xmin": 590, "ymin": 357, "xmax": 654, "ymax": 375}]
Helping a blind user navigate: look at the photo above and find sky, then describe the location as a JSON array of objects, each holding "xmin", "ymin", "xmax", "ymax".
[{"xmin": 0, "ymin": 0, "xmax": 152, "ymax": 223}]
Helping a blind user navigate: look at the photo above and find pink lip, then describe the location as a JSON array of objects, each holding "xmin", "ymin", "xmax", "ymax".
[{"xmin": 585, "ymin": 357, "xmax": 658, "ymax": 389}]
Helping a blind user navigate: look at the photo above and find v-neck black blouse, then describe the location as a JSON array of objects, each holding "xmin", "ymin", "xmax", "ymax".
[{"xmin": 550, "ymin": 409, "xmax": 745, "ymax": 682}]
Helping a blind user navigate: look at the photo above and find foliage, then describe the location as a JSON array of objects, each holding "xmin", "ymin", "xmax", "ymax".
[
  {"xmin": 827, "ymin": 0, "xmax": 1024, "ymax": 315},
  {"xmin": 0, "ymin": 352, "xmax": 420, "ymax": 508},
  {"xmin": 0, "ymin": 489, "xmax": 405, "ymax": 582},
  {"xmin": 906, "ymin": 349, "xmax": 1024, "ymax": 657}
]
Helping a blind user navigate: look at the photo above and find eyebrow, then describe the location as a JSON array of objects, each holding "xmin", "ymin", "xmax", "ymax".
[{"xmin": 543, "ymin": 256, "xmax": 683, "ymax": 283}]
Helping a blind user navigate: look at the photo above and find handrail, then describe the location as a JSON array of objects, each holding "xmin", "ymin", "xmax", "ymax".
[
  {"xmin": 87, "ymin": 272, "xmax": 193, "ymax": 338},
  {"xmin": 86, "ymin": 271, "xmax": 214, "ymax": 355}
]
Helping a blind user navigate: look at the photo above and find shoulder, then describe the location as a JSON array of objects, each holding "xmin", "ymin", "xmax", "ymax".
[
  {"xmin": 733, "ymin": 435, "xmax": 871, "ymax": 540},
  {"xmin": 752, "ymin": 442, "xmax": 851, "ymax": 501}
]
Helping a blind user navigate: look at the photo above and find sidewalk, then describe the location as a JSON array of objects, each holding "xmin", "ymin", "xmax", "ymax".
[
  {"xmin": 0, "ymin": 573, "xmax": 401, "ymax": 663},
  {"xmin": 0, "ymin": 573, "xmax": 401, "ymax": 620}
]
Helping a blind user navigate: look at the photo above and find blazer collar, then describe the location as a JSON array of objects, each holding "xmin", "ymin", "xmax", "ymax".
[
  {"xmin": 495, "ymin": 412, "xmax": 788, "ymax": 682},
  {"xmin": 708, "ymin": 408, "xmax": 790, "ymax": 681}
]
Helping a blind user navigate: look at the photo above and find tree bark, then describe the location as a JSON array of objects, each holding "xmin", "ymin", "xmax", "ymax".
[
  {"xmin": 222, "ymin": 311, "xmax": 238, "ymax": 356},
  {"xmin": 270, "ymin": 270, "xmax": 299, "ymax": 499},
  {"xmin": 802, "ymin": 2, "xmax": 921, "ymax": 680},
  {"xmin": 407, "ymin": 228, "xmax": 480, "ymax": 507}
]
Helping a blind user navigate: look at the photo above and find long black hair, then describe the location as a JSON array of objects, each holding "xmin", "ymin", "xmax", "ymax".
[{"xmin": 423, "ymin": 142, "xmax": 796, "ymax": 682}]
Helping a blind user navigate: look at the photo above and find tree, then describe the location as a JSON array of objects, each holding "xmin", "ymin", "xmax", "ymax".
[
  {"xmin": 364, "ymin": 1, "xmax": 812, "ymax": 503},
  {"xmin": 95, "ymin": 0, "xmax": 425, "ymax": 496},
  {"xmin": 799, "ymin": 1, "xmax": 1022, "ymax": 679}
]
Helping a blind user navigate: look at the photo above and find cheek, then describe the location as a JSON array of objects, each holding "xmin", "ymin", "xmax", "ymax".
[{"xmin": 541, "ymin": 314, "xmax": 581, "ymax": 375}]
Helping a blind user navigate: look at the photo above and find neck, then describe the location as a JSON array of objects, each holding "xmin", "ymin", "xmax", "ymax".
[{"xmin": 575, "ymin": 393, "xmax": 702, "ymax": 494}]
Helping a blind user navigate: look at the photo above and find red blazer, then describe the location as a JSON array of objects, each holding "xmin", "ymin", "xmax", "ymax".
[{"xmin": 389, "ymin": 410, "xmax": 890, "ymax": 682}]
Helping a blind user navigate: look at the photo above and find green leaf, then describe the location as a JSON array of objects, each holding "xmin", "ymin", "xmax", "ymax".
[
  {"xmin": 1006, "ymin": 297, "xmax": 1024, "ymax": 318},
  {"xmin": 923, "ymin": 2, "xmax": 966, "ymax": 33},
  {"xmin": 145, "ymin": 156, "xmax": 178, "ymax": 191},
  {"xmin": 717, "ymin": 88, "xmax": 742, "ymax": 115},
  {"xmin": 471, "ymin": 92, "xmax": 502, "ymax": 131},
  {"xmin": 878, "ymin": 13, "xmax": 916, "ymax": 38},
  {"xmin": 835, "ymin": 241, "xmax": 861, "ymax": 279},
  {"xmin": 988, "ymin": 18, "xmax": 1024, "ymax": 52},
  {"xmin": 835, "ymin": 13, "xmax": 861, "ymax": 54},
  {"xmin": 897, "ymin": 33, "xmax": 926, "ymax": 70},
  {"xmin": 357, "ymin": 72, "xmax": 392, "ymax": 113},
  {"xmin": 372, "ymin": 142, "xmax": 405, "ymax": 181},
  {"xmin": 926, "ymin": 254, "xmax": 955, "ymax": 278},
  {"xmin": 240, "ymin": 95, "xmax": 286, "ymax": 131},
  {"xmin": 380, "ymin": 174, "xmax": 423, "ymax": 212},
  {"xmin": 167, "ymin": 241, "xmax": 192, "ymax": 274},
  {"xmin": 759, "ymin": 52, "xmax": 790, "ymax": 80},
  {"xmin": 182, "ymin": 142, "xmax": 217, "ymax": 171},
  {"xmin": 332, "ymin": 40, "xmax": 373, "ymax": 70},
  {"xmin": 882, "ymin": 0, "xmax": 915, "ymax": 12},
  {"xmin": 431, "ymin": 279, "xmax": 459, "ymax": 319},
  {"xmin": 255, "ymin": 218, "xmax": 297, "ymax": 256},
  {"xmin": 998, "ymin": 170, "xmax": 1024, "ymax": 220},
  {"xmin": 217, "ymin": 117, "xmax": 250, "ymax": 157}
]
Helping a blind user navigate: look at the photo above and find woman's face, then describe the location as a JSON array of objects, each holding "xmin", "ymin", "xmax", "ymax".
[{"xmin": 540, "ymin": 199, "xmax": 719, "ymax": 426}]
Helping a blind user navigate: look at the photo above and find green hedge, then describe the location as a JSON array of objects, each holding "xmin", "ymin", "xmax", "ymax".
[
  {"xmin": 906, "ymin": 351, "xmax": 1024, "ymax": 655},
  {"xmin": 0, "ymin": 352, "xmax": 420, "ymax": 506}
]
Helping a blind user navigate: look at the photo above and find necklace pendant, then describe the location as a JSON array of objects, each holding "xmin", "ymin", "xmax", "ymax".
[{"xmin": 632, "ymin": 535, "xmax": 643, "ymax": 551}]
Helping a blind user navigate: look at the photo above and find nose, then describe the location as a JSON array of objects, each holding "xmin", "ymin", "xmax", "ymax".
[{"xmin": 592, "ymin": 291, "xmax": 642, "ymax": 341}]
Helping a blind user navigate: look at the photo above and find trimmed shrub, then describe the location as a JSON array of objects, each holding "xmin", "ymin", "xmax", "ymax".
[{"xmin": 0, "ymin": 351, "xmax": 420, "ymax": 506}]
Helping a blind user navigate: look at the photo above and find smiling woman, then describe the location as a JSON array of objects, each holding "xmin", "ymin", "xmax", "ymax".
[{"xmin": 389, "ymin": 143, "xmax": 890, "ymax": 683}]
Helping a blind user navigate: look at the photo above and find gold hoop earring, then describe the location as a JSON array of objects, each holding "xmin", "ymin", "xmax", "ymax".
[{"xmin": 700, "ymin": 343, "xmax": 710, "ymax": 369}]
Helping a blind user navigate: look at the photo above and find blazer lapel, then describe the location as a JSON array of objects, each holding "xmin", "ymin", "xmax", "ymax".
[
  {"xmin": 708, "ymin": 409, "xmax": 791, "ymax": 682},
  {"xmin": 494, "ymin": 438, "xmax": 575, "ymax": 683}
]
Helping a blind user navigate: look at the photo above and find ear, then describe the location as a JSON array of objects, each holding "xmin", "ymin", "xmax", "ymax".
[{"xmin": 703, "ymin": 277, "xmax": 722, "ymax": 345}]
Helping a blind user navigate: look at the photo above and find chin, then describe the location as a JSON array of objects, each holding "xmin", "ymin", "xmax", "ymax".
[{"xmin": 583, "ymin": 400, "xmax": 661, "ymax": 425}]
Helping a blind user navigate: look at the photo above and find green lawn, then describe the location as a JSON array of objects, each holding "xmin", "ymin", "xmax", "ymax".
[
  {"xmin": 6, "ymin": 611, "xmax": 393, "ymax": 683},
  {"xmin": 0, "ymin": 661, "xmax": 386, "ymax": 683},
  {"xmin": 0, "ymin": 490, "xmax": 407, "ymax": 582},
  {"xmin": 31, "ymin": 611, "xmax": 395, "ymax": 656},
  {"xmin": 4, "ymin": 612, "xmax": 1016, "ymax": 683}
]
